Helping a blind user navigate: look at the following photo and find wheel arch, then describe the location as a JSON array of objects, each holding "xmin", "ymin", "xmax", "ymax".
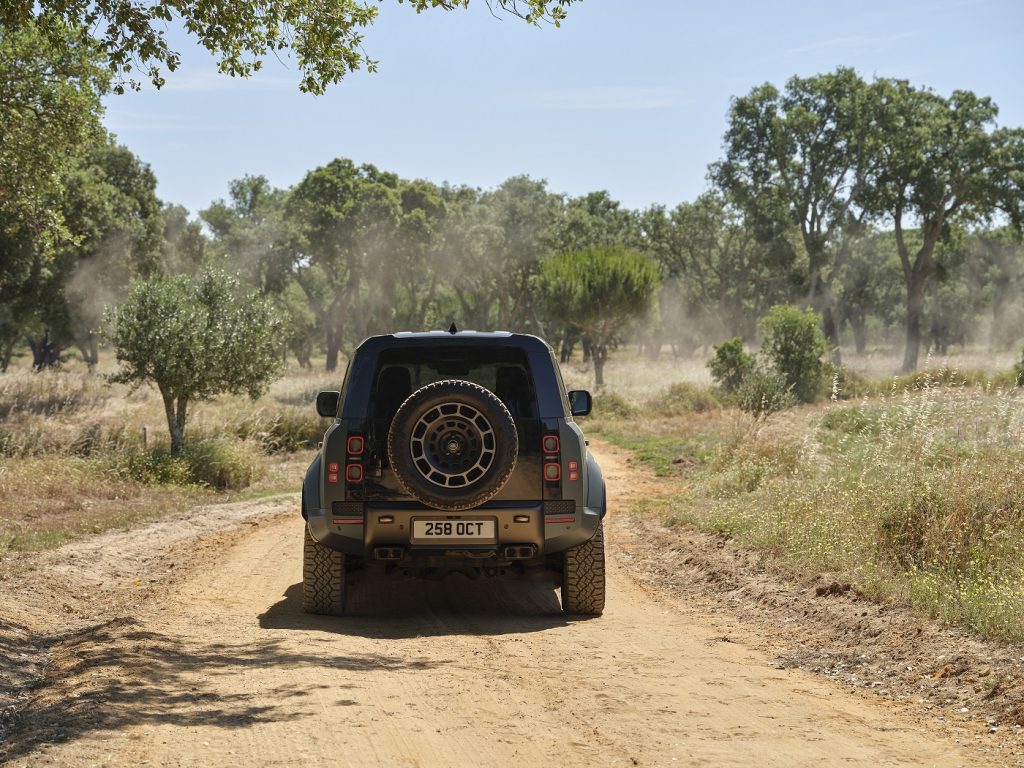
[
  {"xmin": 585, "ymin": 452, "xmax": 606, "ymax": 519},
  {"xmin": 302, "ymin": 454, "xmax": 322, "ymax": 521}
]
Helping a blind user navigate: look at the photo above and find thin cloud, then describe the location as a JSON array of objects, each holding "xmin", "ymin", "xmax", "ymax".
[{"xmin": 505, "ymin": 86, "xmax": 686, "ymax": 111}]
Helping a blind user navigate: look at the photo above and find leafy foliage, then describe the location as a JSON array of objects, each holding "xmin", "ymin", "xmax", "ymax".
[
  {"xmin": 107, "ymin": 269, "xmax": 282, "ymax": 453},
  {"xmin": 0, "ymin": 19, "xmax": 108, "ymax": 330},
  {"xmin": 736, "ymin": 368, "xmax": 795, "ymax": 419},
  {"xmin": 8, "ymin": 1, "xmax": 580, "ymax": 93},
  {"xmin": 539, "ymin": 246, "xmax": 659, "ymax": 387},
  {"xmin": 707, "ymin": 337, "xmax": 755, "ymax": 393},
  {"xmin": 758, "ymin": 304, "xmax": 827, "ymax": 403}
]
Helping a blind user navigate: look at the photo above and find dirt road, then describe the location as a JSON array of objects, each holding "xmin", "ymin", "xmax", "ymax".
[{"xmin": 2, "ymin": 443, "xmax": 996, "ymax": 767}]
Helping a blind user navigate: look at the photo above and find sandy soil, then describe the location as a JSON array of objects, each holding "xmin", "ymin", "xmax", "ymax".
[{"xmin": 0, "ymin": 443, "xmax": 1016, "ymax": 767}]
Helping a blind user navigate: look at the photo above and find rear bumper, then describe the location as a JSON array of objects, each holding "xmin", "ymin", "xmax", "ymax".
[{"xmin": 306, "ymin": 501, "xmax": 601, "ymax": 558}]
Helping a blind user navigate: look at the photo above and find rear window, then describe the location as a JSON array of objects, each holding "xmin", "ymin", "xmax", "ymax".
[{"xmin": 369, "ymin": 346, "xmax": 538, "ymax": 424}]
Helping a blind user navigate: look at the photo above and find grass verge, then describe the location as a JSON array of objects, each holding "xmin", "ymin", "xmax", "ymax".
[{"xmin": 591, "ymin": 383, "xmax": 1024, "ymax": 642}]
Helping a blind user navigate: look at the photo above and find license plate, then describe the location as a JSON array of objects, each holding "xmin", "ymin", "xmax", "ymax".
[{"xmin": 412, "ymin": 519, "xmax": 496, "ymax": 542}]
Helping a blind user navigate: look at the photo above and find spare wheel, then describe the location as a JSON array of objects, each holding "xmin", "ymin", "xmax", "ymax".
[{"xmin": 387, "ymin": 379, "xmax": 518, "ymax": 511}]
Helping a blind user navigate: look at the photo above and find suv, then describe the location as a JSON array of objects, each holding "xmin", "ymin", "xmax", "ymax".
[{"xmin": 301, "ymin": 329, "xmax": 606, "ymax": 615}]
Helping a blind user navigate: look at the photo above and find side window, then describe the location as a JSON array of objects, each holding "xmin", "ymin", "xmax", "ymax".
[
  {"xmin": 372, "ymin": 365, "xmax": 413, "ymax": 424},
  {"xmin": 493, "ymin": 365, "xmax": 537, "ymax": 420}
]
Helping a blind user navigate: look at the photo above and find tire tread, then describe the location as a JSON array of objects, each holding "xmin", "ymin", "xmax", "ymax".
[
  {"xmin": 561, "ymin": 521, "xmax": 606, "ymax": 615},
  {"xmin": 302, "ymin": 525, "xmax": 346, "ymax": 615}
]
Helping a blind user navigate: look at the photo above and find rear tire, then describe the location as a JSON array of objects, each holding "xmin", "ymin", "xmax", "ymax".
[
  {"xmin": 561, "ymin": 521, "xmax": 606, "ymax": 615},
  {"xmin": 302, "ymin": 525, "xmax": 346, "ymax": 615}
]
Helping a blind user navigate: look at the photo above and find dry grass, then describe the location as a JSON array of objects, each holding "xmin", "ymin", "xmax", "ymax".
[
  {"xmin": 0, "ymin": 354, "xmax": 334, "ymax": 556},
  {"xmin": 596, "ymin": 377, "xmax": 1024, "ymax": 641}
]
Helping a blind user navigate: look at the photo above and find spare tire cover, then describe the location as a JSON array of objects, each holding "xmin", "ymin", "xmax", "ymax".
[{"xmin": 387, "ymin": 379, "xmax": 518, "ymax": 511}]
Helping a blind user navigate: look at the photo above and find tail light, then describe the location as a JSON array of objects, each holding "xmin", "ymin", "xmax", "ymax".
[
  {"xmin": 543, "ymin": 432, "xmax": 560, "ymax": 489},
  {"xmin": 327, "ymin": 461, "xmax": 339, "ymax": 484},
  {"xmin": 567, "ymin": 460, "xmax": 579, "ymax": 482}
]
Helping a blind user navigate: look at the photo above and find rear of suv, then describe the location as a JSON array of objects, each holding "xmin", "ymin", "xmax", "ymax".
[{"xmin": 301, "ymin": 330, "xmax": 606, "ymax": 615}]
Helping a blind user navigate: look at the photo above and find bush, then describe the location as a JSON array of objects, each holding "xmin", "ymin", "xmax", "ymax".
[
  {"xmin": 114, "ymin": 438, "xmax": 260, "ymax": 490},
  {"xmin": 707, "ymin": 337, "xmax": 755, "ymax": 392},
  {"xmin": 115, "ymin": 448, "xmax": 192, "ymax": 486},
  {"xmin": 821, "ymin": 363, "xmax": 869, "ymax": 400},
  {"xmin": 736, "ymin": 369, "xmax": 796, "ymax": 419},
  {"xmin": 590, "ymin": 392, "xmax": 638, "ymax": 419},
  {"xmin": 1015, "ymin": 348, "xmax": 1024, "ymax": 386},
  {"xmin": 646, "ymin": 382, "xmax": 720, "ymax": 415},
  {"xmin": 182, "ymin": 439, "xmax": 260, "ymax": 490},
  {"xmin": 758, "ymin": 304, "xmax": 827, "ymax": 403},
  {"xmin": 233, "ymin": 406, "xmax": 324, "ymax": 453}
]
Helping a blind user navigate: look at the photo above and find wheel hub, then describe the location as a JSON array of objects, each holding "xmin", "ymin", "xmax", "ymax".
[{"xmin": 409, "ymin": 402, "xmax": 496, "ymax": 488}]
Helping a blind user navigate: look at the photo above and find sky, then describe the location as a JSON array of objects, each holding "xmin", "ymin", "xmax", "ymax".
[{"xmin": 102, "ymin": 0, "xmax": 1024, "ymax": 218}]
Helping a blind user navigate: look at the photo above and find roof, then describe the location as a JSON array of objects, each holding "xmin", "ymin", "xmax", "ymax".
[{"xmin": 354, "ymin": 330, "xmax": 553, "ymax": 354}]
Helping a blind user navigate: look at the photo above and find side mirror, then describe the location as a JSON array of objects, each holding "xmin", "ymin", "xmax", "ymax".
[
  {"xmin": 567, "ymin": 389, "xmax": 592, "ymax": 417},
  {"xmin": 315, "ymin": 390, "xmax": 340, "ymax": 418}
]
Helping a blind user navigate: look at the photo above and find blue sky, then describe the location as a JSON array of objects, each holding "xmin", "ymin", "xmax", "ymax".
[{"xmin": 102, "ymin": 0, "xmax": 1024, "ymax": 217}]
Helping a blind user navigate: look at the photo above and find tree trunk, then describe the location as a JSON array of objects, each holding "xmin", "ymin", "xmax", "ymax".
[
  {"xmin": 822, "ymin": 303, "xmax": 842, "ymax": 367},
  {"xmin": 162, "ymin": 391, "xmax": 188, "ymax": 455},
  {"xmin": 593, "ymin": 343, "xmax": 608, "ymax": 390},
  {"xmin": 30, "ymin": 331, "xmax": 60, "ymax": 370},
  {"xmin": 850, "ymin": 312, "xmax": 867, "ymax": 355},
  {"xmin": 0, "ymin": 340, "xmax": 13, "ymax": 372},
  {"xmin": 902, "ymin": 276, "xmax": 926, "ymax": 373},
  {"xmin": 894, "ymin": 212, "xmax": 941, "ymax": 374},
  {"xmin": 79, "ymin": 335, "xmax": 99, "ymax": 371}
]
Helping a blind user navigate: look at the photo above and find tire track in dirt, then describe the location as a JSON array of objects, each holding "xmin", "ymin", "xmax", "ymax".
[{"xmin": 2, "ymin": 443, "xmax": 998, "ymax": 767}]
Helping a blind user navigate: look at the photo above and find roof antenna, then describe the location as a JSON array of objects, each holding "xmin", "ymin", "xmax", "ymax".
[{"xmin": 447, "ymin": 322, "xmax": 458, "ymax": 335}]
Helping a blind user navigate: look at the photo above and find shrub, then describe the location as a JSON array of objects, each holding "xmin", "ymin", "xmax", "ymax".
[
  {"xmin": 115, "ymin": 448, "xmax": 192, "ymax": 486},
  {"xmin": 819, "ymin": 405, "xmax": 882, "ymax": 435},
  {"xmin": 181, "ymin": 438, "xmax": 260, "ymax": 490},
  {"xmin": 232, "ymin": 406, "xmax": 324, "ymax": 453},
  {"xmin": 736, "ymin": 369, "xmax": 795, "ymax": 419},
  {"xmin": 1016, "ymin": 347, "xmax": 1024, "ymax": 386},
  {"xmin": 591, "ymin": 392, "xmax": 638, "ymax": 419},
  {"xmin": 758, "ymin": 304, "xmax": 827, "ymax": 403},
  {"xmin": 707, "ymin": 337, "xmax": 755, "ymax": 392},
  {"xmin": 821, "ymin": 363, "xmax": 869, "ymax": 399},
  {"xmin": 113, "ymin": 438, "xmax": 260, "ymax": 490},
  {"xmin": 646, "ymin": 382, "xmax": 720, "ymax": 415}
]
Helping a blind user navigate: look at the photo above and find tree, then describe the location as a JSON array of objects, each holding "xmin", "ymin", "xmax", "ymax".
[
  {"xmin": 538, "ymin": 246, "xmax": 659, "ymax": 388},
  {"xmin": 161, "ymin": 203, "xmax": 207, "ymax": 274},
  {"xmin": 658, "ymin": 192, "xmax": 799, "ymax": 344},
  {"xmin": 108, "ymin": 269, "xmax": 282, "ymax": 454},
  {"xmin": 202, "ymin": 175, "xmax": 292, "ymax": 292},
  {"xmin": 712, "ymin": 68, "xmax": 874, "ymax": 365},
  {"xmin": 7, "ymin": 1, "xmax": 580, "ymax": 94},
  {"xmin": 52, "ymin": 141, "xmax": 165, "ymax": 367},
  {"xmin": 0, "ymin": 19, "xmax": 107, "ymax": 311},
  {"xmin": 553, "ymin": 190, "xmax": 638, "ymax": 254},
  {"xmin": 863, "ymin": 80, "xmax": 1024, "ymax": 371},
  {"xmin": 758, "ymin": 304, "xmax": 826, "ymax": 404},
  {"xmin": 287, "ymin": 159, "xmax": 402, "ymax": 369},
  {"xmin": 437, "ymin": 176, "xmax": 562, "ymax": 333},
  {"xmin": 835, "ymin": 229, "xmax": 903, "ymax": 354}
]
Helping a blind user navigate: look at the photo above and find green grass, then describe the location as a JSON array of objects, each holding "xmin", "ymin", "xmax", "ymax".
[{"xmin": 591, "ymin": 428, "xmax": 722, "ymax": 477}]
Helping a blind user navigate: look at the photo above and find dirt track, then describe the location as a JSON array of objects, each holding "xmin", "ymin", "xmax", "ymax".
[{"xmin": 0, "ymin": 443, "xmax": 1002, "ymax": 767}]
